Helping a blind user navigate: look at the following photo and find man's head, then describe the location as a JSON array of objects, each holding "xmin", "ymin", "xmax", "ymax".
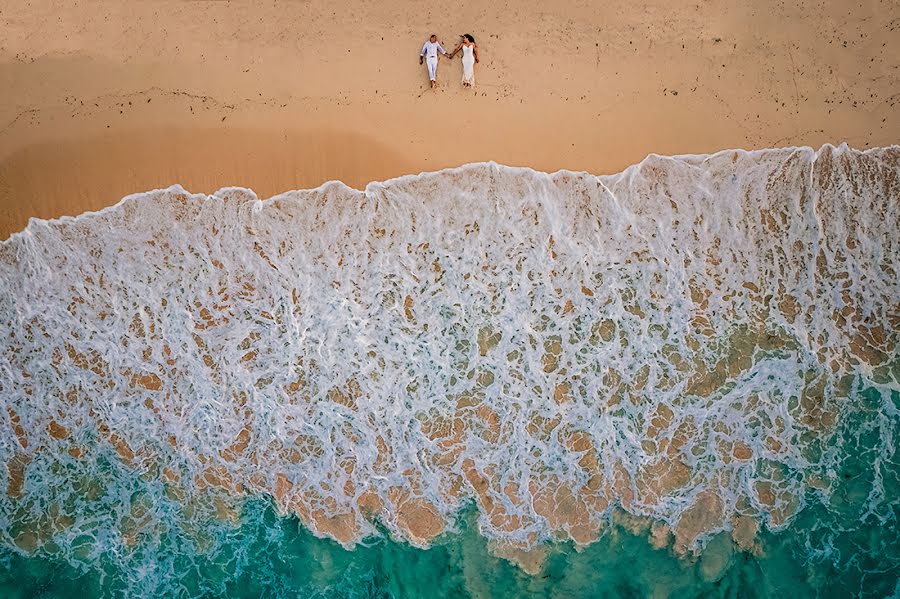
[{"xmin": 430, "ymin": 34, "xmax": 437, "ymax": 42}]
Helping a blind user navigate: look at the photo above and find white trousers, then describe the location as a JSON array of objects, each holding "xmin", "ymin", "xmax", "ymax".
[{"xmin": 426, "ymin": 56, "xmax": 438, "ymax": 81}]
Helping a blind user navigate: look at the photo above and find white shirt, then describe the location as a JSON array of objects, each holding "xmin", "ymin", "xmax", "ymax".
[{"xmin": 420, "ymin": 40, "xmax": 446, "ymax": 58}]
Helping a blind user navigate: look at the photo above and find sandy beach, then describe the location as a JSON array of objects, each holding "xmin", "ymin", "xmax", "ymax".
[
  {"xmin": 1, "ymin": 0, "xmax": 898, "ymax": 239},
  {"xmin": 2, "ymin": 2, "xmax": 900, "ymax": 594}
]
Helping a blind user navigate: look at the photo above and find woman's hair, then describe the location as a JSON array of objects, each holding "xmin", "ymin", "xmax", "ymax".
[{"xmin": 464, "ymin": 34, "xmax": 475, "ymax": 43}]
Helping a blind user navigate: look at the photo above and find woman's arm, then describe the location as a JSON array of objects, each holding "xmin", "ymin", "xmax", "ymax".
[
  {"xmin": 473, "ymin": 45, "xmax": 479, "ymax": 63},
  {"xmin": 448, "ymin": 43, "xmax": 462, "ymax": 59}
]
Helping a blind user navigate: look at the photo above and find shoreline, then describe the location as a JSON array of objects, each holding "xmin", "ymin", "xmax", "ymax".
[
  {"xmin": 5, "ymin": 142, "xmax": 896, "ymax": 245},
  {"xmin": 0, "ymin": 127, "xmax": 418, "ymax": 240},
  {"xmin": 0, "ymin": 143, "xmax": 900, "ymax": 245},
  {"xmin": 3, "ymin": 0, "xmax": 897, "ymax": 240}
]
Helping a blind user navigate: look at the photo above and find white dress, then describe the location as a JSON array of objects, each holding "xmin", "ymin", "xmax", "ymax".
[{"xmin": 461, "ymin": 45, "xmax": 475, "ymax": 86}]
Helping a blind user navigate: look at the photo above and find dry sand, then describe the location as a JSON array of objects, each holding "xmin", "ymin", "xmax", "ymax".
[{"xmin": 1, "ymin": 0, "xmax": 898, "ymax": 239}]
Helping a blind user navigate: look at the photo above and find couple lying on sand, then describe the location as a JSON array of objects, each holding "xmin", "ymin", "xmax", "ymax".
[{"xmin": 419, "ymin": 34, "xmax": 479, "ymax": 89}]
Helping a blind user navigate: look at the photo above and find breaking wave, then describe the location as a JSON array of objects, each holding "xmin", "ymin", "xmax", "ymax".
[{"xmin": 1, "ymin": 144, "xmax": 898, "ymax": 594}]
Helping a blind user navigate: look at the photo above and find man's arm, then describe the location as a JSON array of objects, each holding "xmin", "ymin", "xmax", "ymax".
[
  {"xmin": 437, "ymin": 43, "xmax": 446, "ymax": 55},
  {"xmin": 420, "ymin": 42, "xmax": 429, "ymax": 56}
]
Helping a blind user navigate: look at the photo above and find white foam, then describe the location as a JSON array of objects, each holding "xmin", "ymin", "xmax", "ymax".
[{"xmin": 0, "ymin": 145, "xmax": 897, "ymax": 558}]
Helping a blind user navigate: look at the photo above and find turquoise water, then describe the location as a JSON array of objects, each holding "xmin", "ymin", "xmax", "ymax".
[
  {"xmin": 1, "ymin": 385, "xmax": 896, "ymax": 598},
  {"xmin": 1, "ymin": 498, "xmax": 897, "ymax": 598}
]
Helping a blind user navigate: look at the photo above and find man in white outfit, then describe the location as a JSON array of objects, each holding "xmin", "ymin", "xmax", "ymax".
[{"xmin": 419, "ymin": 34, "xmax": 446, "ymax": 89}]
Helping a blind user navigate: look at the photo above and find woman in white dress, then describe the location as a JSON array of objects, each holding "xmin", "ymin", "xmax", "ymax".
[{"xmin": 448, "ymin": 34, "xmax": 479, "ymax": 88}]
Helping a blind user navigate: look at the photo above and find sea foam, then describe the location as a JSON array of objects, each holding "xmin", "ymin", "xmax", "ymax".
[{"xmin": 0, "ymin": 145, "xmax": 897, "ymax": 576}]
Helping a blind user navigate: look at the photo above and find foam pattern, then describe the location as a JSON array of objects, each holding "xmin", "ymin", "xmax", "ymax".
[{"xmin": 0, "ymin": 145, "xmax": 897, "ymax": 571}]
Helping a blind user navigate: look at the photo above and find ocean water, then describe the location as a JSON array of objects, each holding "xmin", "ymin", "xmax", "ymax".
[{"xmin": 0, "ymin": 145, "xmax": 897, "ymax": 597}]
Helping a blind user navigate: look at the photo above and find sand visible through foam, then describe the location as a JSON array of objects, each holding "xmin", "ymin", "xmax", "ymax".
[{"xmin": 0, "ymin": 145, "xmax": 898, "ymax": 595}]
